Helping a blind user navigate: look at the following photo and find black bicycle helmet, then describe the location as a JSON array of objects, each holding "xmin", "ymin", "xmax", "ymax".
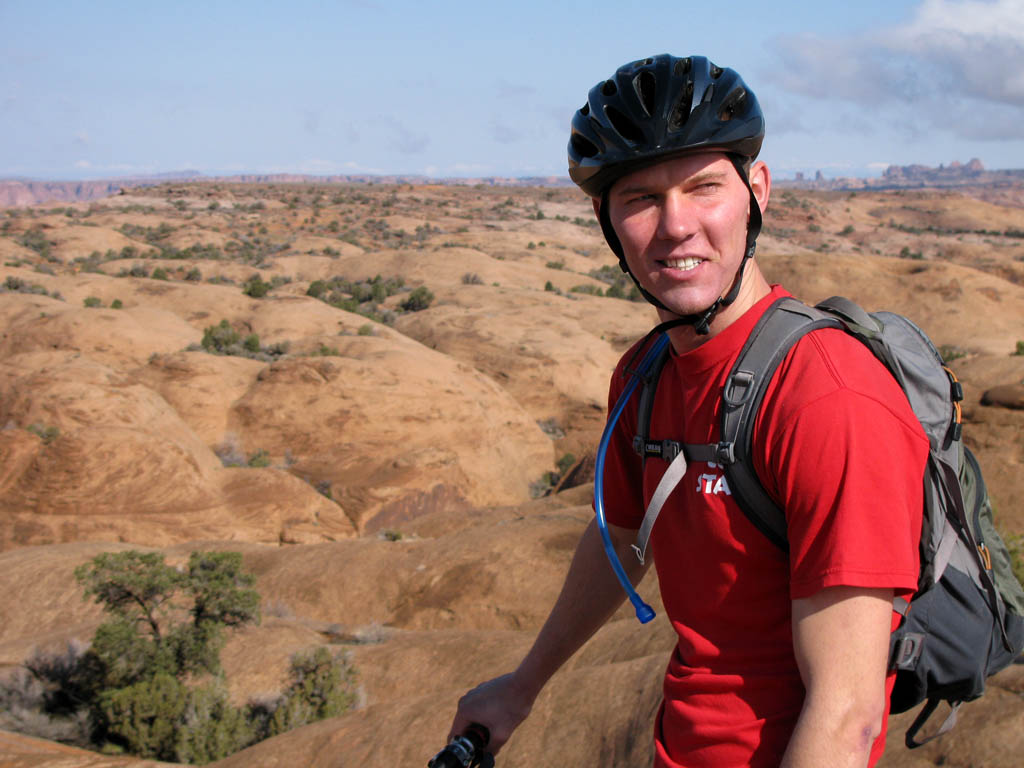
[{"xmin": 567, "ymin": 55, "xmax": 766, "ymax": 333}]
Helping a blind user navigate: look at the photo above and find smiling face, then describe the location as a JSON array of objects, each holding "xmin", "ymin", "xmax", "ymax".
[{"xmin": 604, "ymin": 152, "xmax": 770, "ymax": 327}]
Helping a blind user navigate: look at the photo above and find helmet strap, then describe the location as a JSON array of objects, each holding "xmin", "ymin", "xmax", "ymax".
[{"xmin": 598, "ymin": 154, "xmax": 761, "ymax": 335}]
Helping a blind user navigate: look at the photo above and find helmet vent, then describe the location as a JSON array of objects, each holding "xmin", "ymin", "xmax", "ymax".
[
  {"xmin": 668, "ymin": 82, "xmax": 694, "ymax": 131},
  {"xmin": 602, "ymin": 80, "xmax": 618, "ymax": 97},
  {"xmin": 579, "ymin": 103, "xmax": 590, "ymax": 117},
  {"xmin": 710, "ymin": 65, "xmax": 723, "ymax": 79},
  {"xmin": 634, "ymin": 70, "xmax": 657, "ymax": 117},
  {"xmin": 605, "ymin": 105, "xmax": 645, "ymax": 144},
  {"xmin": 675, "ymin": 58, "xmax": 692, "ymax": 77},
  {"xmin": 718, "ymin": 88, "xmax": 746, "ymax": 122},
  {"xmin": 570, "ymin": 133, "xmax": 600, "ymax": 159}
]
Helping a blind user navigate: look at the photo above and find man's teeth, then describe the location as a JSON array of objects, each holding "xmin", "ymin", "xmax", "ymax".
[{"xmin": 663, "ymin": 257, "xmax": 701, "ymax": 271}]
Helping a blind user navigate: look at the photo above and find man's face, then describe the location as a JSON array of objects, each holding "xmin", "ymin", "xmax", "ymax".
[{"xmin": 605, "ymin": 152, "xmax": 754, "ymax": 318}]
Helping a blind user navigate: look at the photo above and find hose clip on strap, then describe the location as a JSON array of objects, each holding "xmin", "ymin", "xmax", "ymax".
[{"xmin": 632, "ymin": 437, "xmax": 683, "ymax": 462}]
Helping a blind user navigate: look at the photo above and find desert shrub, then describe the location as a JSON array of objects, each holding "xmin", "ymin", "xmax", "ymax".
[
  {"xmin": 570, "ymin": 284, "xmax": 603, "ymax": 297},
  {"xmin": 26, "ymin": 423, "xmax": 60, "ymax": 443},
  {"xmin": 357, "ymin": 324, "xmax": 375, "ymax": 336},
  {"xmin": 530, "ymin": 471, "xmax": 559, "ymax": 498},
  {"xmin": 17, "ymin": 227, "xmax": 54, "ymax": 260},
  {"xmin": 242, "ymin": 274, "xmax": 271, "ymax": 298},
  {"xmin": 261, "ymin": 649, "xmax": 357, "ymax": 739},
  {"xmin": 461, "ymin": 273, "xmax": 483, "ymax": 285},
  {"xmin": 246, "ymin": 450, "xmax": 271, "ymax": 468},
  {"xmin": 111, "ymin": 299, "xmax": 123, "ymax": 309},
  {"xmin": 201, "ymin": 320, "xmax": 242, "ymax": 354},
  {"xmin": 184, "ymin": 267, "xmax": 202, "ymax": 282},
  {"xmin": 119, "ymin": 263, "xmax": 150, "ymax": 278},
  {"xmin": 400, "ymin": 285, "xmax": 434, "ymax": 312},
  {"xmin": 938, "ymin": 345, "xmax": 967, "ymax": 363},
  {"xmin": 83, "ymin": 296, "xmax": 102, "ymax": 308},
  {"xmin": 587, "ymin": 265, "xmax": 642, "ymax": 301},
  {"xmin": 264, "ymin": 340, "xmax": 290, "ymax": 357},
  {"xmin": 556, "ymin": 453, "xmax": 577, "ymax": 475},
  {"xmin": 150, "ymin": 267, "xmax": 168, "ymax": 281},
  {"xmin": 197, "ymin": 320, "xmax": 288, "ymax": 362},
  {"xmin": 2, "ymin": 645, "xmax": 91, "ymax": 743},
  {"xmin": 2, "ymin": 275, "xmax": 61, "ymax": 299},
  {"xmin": 306, "ymin": 275, "xmax": 403, "ymax": 327},
  {"xmin": 97, "ymin": 672, "xmax": 189, "ymax": 758},
  {"xmin": 0, "ymin": 549, "xmax": 337, "ymax": 763}
]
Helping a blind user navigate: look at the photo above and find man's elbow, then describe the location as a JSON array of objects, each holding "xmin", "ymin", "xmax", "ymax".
[{"xmin": 830, "ymin": 689, "xmax": 887, "ymax": 756}]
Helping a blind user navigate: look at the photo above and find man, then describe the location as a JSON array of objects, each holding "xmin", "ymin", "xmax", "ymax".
[{"xmin": 448, "ymin": 54, "xmax": 928, "ymax": 768}]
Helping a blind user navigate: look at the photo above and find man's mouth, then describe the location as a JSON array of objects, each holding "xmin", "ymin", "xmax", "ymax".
[{"xmin": 661, "ymin": 257, "xmax": 702, "ymax": 272}]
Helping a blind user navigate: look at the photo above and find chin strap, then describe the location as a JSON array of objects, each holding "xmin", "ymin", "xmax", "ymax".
[{"xmin": 598, "ymin": 154, "xmax": 762, "ymax": 335}]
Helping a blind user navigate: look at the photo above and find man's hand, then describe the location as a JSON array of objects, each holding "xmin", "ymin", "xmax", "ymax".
[{"xmin": 447, "ymin": 672, "xmax": 537, "ymax": 755}]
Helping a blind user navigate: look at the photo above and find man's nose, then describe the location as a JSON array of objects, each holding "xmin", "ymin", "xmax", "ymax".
[{"xmin": 656, "ymin": 191, "xmax": 693, "ymax": 241}]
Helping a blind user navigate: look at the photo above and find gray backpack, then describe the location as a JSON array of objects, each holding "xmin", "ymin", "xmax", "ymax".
[{"xmin": 630, "ymin": 295, "xmax": 1024, "ymax": 747}]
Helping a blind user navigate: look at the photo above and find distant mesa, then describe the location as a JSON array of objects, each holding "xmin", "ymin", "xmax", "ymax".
[
  {"xmin": 0, "ymin": 172, "xmax": 574, "ymax": 207},
  {"xmin": 6, "ymin": 159, "xmax": 1024, "ymax": 207},
  {"xmin": 782, "ymin": 158, "xmax": 1023, "ymax": 192}
]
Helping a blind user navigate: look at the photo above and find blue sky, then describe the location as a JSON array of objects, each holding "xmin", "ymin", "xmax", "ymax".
[{"xmin": 3, "ymin": 0, "xmax": 1024, "ymax": 181}]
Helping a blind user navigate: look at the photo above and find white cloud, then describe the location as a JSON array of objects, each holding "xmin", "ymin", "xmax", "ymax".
[
  {"xmin": 901, "ymin": 0, "xmax": 1024, "ymax": 39},
  {"xmin": 772, "ymin": 0, "xmax": 1024, "ymax": 141}
]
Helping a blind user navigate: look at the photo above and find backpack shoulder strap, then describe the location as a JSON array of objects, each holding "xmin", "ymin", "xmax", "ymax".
[
  {"xmin": 720, "ymin": 297, "xmax": 843, "ymax": 551},
  {"xmin": 632, "ymin": 340, "xmax": 673, "ymax": 461}
]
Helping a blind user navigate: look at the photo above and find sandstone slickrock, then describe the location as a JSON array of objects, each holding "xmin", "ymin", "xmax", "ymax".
[{"xmin": 2, "ymin": 181, "xmax": 1023, "ymax": 768}]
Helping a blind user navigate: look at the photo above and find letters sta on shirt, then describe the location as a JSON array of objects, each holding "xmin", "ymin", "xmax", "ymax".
[{"xmin": 696, "ymin": 461, "xmax": 732, "ymax": 496}]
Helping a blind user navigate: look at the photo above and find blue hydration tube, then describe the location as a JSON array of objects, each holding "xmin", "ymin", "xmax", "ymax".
[{"xmin": 593, "ymin": 332, "xmax": 671, "ymax": 624}]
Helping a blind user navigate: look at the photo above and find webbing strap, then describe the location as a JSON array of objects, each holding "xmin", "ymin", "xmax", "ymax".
[
  {"xmin": 905, "ymin": 699, "xmax": 960, "ymax": 749},
  {"xmin": 633, "ymin": 449, "xmax": 688, "ymax": 565},
  {"xmin": 933, "ymin": 517, "xmax": 959, "ymax": 585},
  {"xmin": 631, "ymin": 442, "xmax": 736, "ymax": 563}
]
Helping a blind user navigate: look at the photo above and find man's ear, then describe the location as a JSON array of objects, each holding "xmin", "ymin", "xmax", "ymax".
[{"xmin": 748, "ymin": 161, "xmax": 772, "ymax": 215}]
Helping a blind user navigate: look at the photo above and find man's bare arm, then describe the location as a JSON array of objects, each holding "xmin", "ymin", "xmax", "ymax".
[
  {"xmin": 781, "ymin": 586, "xmax": 894, "ymax": 768},
  {"xmin": 447, "ymin": 518, "xmax": 651, "ymax": 753}
]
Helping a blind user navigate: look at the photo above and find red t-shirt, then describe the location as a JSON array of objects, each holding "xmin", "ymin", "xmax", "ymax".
[{"xmin": 602, "ymin": 286, "xmax": 928, "ymax": 767}]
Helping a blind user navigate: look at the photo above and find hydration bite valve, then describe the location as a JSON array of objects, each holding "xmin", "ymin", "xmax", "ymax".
[{"xmin": 428, "ymin": 723, "xmax": 494, "ymax": 768}]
